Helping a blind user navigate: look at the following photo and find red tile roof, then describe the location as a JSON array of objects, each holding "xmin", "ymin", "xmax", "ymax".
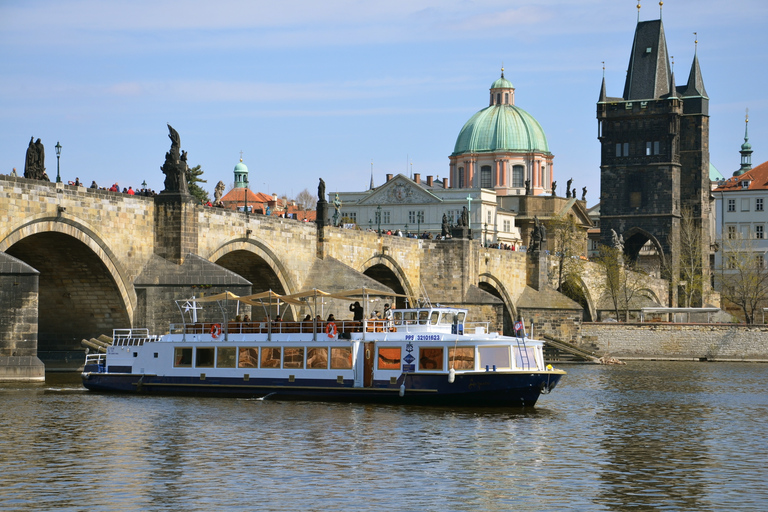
[{"xmin": 713, "ymin": 160, "xmax": 768, "ymax": 191}]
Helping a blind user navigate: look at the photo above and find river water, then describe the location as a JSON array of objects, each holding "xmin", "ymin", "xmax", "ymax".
[{"xmin": 1, "ymin": 361, "xmax": 766, "ymax": 512}]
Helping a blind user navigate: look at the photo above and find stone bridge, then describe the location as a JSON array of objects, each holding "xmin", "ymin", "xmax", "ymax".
[{"xmin": 0, "ymin": 175, "xmax": 665, "ymax": 379}]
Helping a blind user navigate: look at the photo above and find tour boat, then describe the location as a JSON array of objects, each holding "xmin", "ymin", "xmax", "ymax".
[{"xmin": 81, "ymin": 290, "xmax": 565, "ymax": 407}]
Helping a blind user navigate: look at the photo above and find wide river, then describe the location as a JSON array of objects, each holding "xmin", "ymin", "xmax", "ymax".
[{"xmin": 1, "ymin": 361, "xmax": 766, "ymax": 511}]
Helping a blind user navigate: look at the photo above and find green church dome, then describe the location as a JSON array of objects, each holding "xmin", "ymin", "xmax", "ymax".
[
  {"xmin": 491, "ymin": 76, "xmax": 513, "ymax": 89},
  {"xmin": 452, "ymin": 104, "xmax": 550, "ymax": 156},
  {"xmin": 234, "ymin": 161, "xmax": 248, "ymax": 172}
]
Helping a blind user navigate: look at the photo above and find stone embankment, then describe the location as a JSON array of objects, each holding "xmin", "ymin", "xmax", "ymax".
[{"xmin": 581, "ymin": 323, "xmax": 768, "ymax": 362}]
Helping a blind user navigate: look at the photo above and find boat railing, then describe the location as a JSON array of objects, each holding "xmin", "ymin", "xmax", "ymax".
[
  {"xmin": 84, "ymin": 353, "xmax": 106, "ymax": 370},
  {"xmin": 176, "ymin": 320, "xmax": 370, "ymax": 336},
  {"xmin": 112, "ymin": 328, "xmax": 153, "ymax": 346}
]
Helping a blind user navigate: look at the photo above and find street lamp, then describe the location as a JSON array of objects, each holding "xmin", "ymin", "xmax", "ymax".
[
  {"xmin": 55, "ymin": 141, "xmax": 62, "ymax": 184},
  {"xmin": 404, "ymin": 223, "xmax": 408, "ymax": 236},
  {"xmin": 369, "ymin": 219, "xmax": 372, "ymax": 232},
  {"xmin": 376, "ymin": 205, "xmax": 382, "ymax": 234},
  {"xmin": 484, "ymin": 223, "xmax": 488, "ymax": 247},
  {"xmin": 141, "ymin": 180, "xmax": 147, "ymax": 191},
  {"xmin": 466, "ymin": 194, "xmax": 473, "ymax": 235}
]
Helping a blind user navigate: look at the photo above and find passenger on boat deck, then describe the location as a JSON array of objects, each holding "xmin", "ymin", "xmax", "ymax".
[
  {"xmin": 274, "ymin": 315, "xmax": 282, "ymax": 322},
  {"xmin": 315, "ymin": 315, "xmax": 322, "ymax": 322},
  {"xmin": 327, "ymin": 314, "xmax": 336, "ymax": 322},
  {"xmin": 243, "ymin": 315, "xmax": 250, "ymax": 322},
  {"xmin": 349, "ymin": 301, "xmax": 364, "ymax": 321},
  {"xmin": 303, "ymin": 314, "xmax": 312, "ymax": 322},
  {"xmin": 370, "ymin": 311, "xmax": 380, "ymax": 320},
  {"xmin": 383, "ymin": 304, "xmax": 393, "ymax": 326}
]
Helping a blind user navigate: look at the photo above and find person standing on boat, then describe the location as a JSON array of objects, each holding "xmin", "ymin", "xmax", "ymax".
[
  {"xmin": 349, "ymin": 301, "xmax": 364, "ymax": 321},
  {"xmin": 383, "ymin": 304, "xmax": 393, "ymax": 329}
]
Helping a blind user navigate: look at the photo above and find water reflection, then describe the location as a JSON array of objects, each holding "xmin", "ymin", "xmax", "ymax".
[{"xmin": 1, "ymin": 364, "xmax": 767, "ymax": 511}]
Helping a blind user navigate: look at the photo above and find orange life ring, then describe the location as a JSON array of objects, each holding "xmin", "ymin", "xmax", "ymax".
[
  {"xmin": 326, "ymin": 322, "xmax": 338, "ymax": 338},
  {"xmin": 211, "ymin": 323, "xmax": 221, "ymax": 339}
]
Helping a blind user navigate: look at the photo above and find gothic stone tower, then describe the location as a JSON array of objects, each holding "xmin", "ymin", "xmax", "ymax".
[{"xmin": 597, "ymin": 18, "xmax": 711, "ymax": 305}]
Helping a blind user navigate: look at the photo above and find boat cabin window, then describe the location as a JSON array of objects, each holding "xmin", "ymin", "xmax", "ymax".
[
  {"xmin": 478, "ymin": 346, "xmax": 510, "ymax": 369},
  {"xmin": 330, "ymin": 347, "xmax": 353, "ymax": 369},
  {"xmin": 174, "ymin": 347, "xmax": 192, "ymax": 368},
  {"xmin": 393, "ymin": 311, "xmax": 402, "ymax": 323},
  {"xmin": 284, "ymin": 347, "xmax": 304, "ymax": 369},
  {"xmin": 401, "ymin": 311, "xmax": 417, "ymax": 325},
  {"xmin": 418, "ymin": 310, "xmax": 429, "ymax": 325},
  {"xmin": 217, "ymin": 347, "xmax": 236, "ymax": 368},
  {"xmin": 419, "ymin": 347, "xmax": 443, "ymax": 371},
  {"xmin": 448, "ymin": 347, "xmax": 475, "ymax": 370},
  {"xmin": 261, "ymin": 347, "xmax": 281, "ymax": 368},
  {"xmin": 195, "ymin": 347, "xmax": 215, "ymax": 368},
  {"xmin": 307, "ymin": 347, "xmax": 328, "ymax": 369},
  {"xmin": 430, "ymin": 312, "xmax": 439, "ymax": 325},
  {"xmin": 439, "ymin": 311, "xmax": 466, "ymax": 325},
  {"xmin": 514, "ymin": 346, "xmax": 538, "ymax": 370},
  {"xmin": 238, "ymin": 347, "xmax": 259, "ymax": 368},
  {"xmin": 378, "ymin": 347, "xmax": 401, "ymax": 370}
]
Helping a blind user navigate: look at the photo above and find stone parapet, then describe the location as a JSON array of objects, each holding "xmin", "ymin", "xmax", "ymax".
[{"xmin": 581, "ymin": 323, "xmax": 768, "ymax": 361}]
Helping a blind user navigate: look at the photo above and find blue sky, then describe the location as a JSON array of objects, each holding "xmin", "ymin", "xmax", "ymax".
[{"xmin": 1, "ymin": 0, "xmax": 766, "ymax": 204}]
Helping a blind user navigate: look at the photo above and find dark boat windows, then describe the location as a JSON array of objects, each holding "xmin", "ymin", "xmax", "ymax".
[
  {"xmin": 448, "ymin": 347, "xmax": 475, "ymax": 370},
  {"xmin": 196, "ymin": 347, "xmax": 215, "ymax": 368},
  {"xmin": 377, "ymin": 347, "xmax": 401, "ymax": 370},
  {"xmin": 418, "ymin": 311, "xmax": 429, "ymax": 325},
  {"xmin": 330, "ymin": 347, "xmax": 353, "ymax": 369},
  {"xmin": 307, "ymin": 347, "xmax": 328, "ymax": 369},
  {"xmin": 284, "ymin": 347, "xmax": 305, "ymax": 369},
  {"xmin": 174, "ymin": 347, "xmax": 192, "ymax": 367},
  {"xmin": 430, "ymin": 311, "xmax": 439, "ymax": 325},
  {"xmin": 217, "ymin": 347, "xmax": 236, "ymax": 368},
  {"xmin": 419, "ymin": 347, "xmax": 444, "ymax": 371},
  {"xmin": 261, "ymin": 347, "xmax": 281, "ymax": 368},
  {"xmin": 238, "ymin": 347, "xmax": 259, "ymax": 368}
]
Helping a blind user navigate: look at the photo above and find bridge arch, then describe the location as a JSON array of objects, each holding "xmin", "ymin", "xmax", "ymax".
[
  {"xmin": 560, "ymin": 276, "xmax": 596, "ymax": 323},
  {"xmin": 0, "ymin": 215, "xmax": 135, "ymax": 352},
  {"xmin": 623, "ymin": 227, "xmax": 667, "ymax": 272},
  {"xmin": 478, "ymin": 273, "xmax": 518, "ymax": 335},
  {"xmin": 360, "ymin": 254, "xmax": 416, "ymax": 308}
]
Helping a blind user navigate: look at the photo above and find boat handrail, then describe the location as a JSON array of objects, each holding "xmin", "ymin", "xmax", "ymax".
[{"xmin": 175, "ymin": 320, "xmax": 371, "ymax": 336}]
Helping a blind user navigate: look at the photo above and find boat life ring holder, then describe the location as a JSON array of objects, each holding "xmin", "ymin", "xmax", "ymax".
[
  {"xmin": 326, "ymin": 322, "xmax": 338, "ymax": 338},
  {"xmin": 211, "ymin": 323, "xmax": 221, "ymax": 339}
]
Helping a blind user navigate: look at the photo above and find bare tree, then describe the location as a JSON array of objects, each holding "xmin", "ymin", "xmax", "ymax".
[
  {"xmin": 673, "ymin": 207, "xmax": 705, "ymax": 307},
  {"xmin": 596, "ymin": 244, "xmax": 649, "ymax": 322},
  {"xmin": 548, "ymin": 214, "xmax": 587, "ymax": 294},
  {"xmin": 717, "ymin": 233, "xmax": 768, "ymax": 324},
  {"xmin": 295, "ymin": 188, "xmax": 317, "ymax": 212}
]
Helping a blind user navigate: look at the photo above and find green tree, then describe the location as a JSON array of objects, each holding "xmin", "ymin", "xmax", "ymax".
[
  {"xmin": 186, "ymin": 164, "xmax": 210, "ymax": 204},
  {"xmin": 718, "ymin": 233, "xmax": 768, "ymax": 324}
]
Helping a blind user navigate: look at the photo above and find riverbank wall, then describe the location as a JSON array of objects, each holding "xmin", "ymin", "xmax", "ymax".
[{"xmin": 581, "ymin": 323, "xmax": 768, "ymax": 362}]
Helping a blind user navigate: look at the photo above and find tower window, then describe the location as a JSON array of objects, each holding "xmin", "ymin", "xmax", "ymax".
[
  {"xmin": 458, "ymin": 167, "xmax": 465, "ymax": 188},
  {"xmin": 756, "ymin": 198, "xmax": 763, "ymax": 212},
  {"xmin": 504, "ymin": 93, "xmax": 509, "ymax": 104},
  {"xmin": 496, "ymin": 93, "xmax": 501, "ymax": 105}
]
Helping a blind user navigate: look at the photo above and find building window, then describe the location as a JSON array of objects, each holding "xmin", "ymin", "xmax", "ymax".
[
  {"xmin": 654, "ymin": 141, "xmax": 660, "ymax": 154},
  {"xmin": 458, "ymin": 167, "xmax": 465, "ymax": 188},
  {"xmin": 512, "ymin": 165, "xmax": 524, "ymax": 187},
  {"xmin": 504, "ymin": 93, "xmax": 509, "ymax": 104},
  {"xmin": 756, "ymin": 225, "xmax": 764, "ymax": 239},
  {"xmin": 346, "ymin": 212, "xmax": 357, "ymax": 224},
  {"xmin": 727, "ymin": 225, "xmax": 736, "ymax": 239},
  {"xmin": 374, "ymin": 210, "xmax": 381, "ymax": 224},
  {"xmin": 756, "ymin": 254, "xmax": 765, "ymax": 269},
  {"xmin": 487, "ymin": 211, "xmax": 492, "ymax": 225},
  {"xmin": 503, "ymin": 220, "xmax": 511, "ymax": 232},
  {"xmin": 417, "ymin": 211, "xmax": 425, "ymax": 223},
  {"xmin": 496, "ymin": 93, "xmax": 501, "ymax": 104},
  {"xmin": 480, "ymin": 166, "xmax": 492, "ymax": 188},
  {"xmin": 448, "ymin": 210, "xmax": 460, "ymax": 224},
  {"xmin": 727, "ymin": 199, "xmax": 736, "ymax": 212},
  {"xmin": 408, "ymin": 211, "xmax": 424, "ymax": 224},
  {"xmin": 383, "ymin": 211, "xmax": 390, "ymax": 224},
  {"xmin": 757, "ymin": 198, "xmax": 764, "ymax": 212},
  {"xmin": 742, "ymin": 198, "xmax": 750, "ymax": 212}
]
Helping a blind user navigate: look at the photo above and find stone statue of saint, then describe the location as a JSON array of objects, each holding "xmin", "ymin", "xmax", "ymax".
[
  {"xmin": 460, "ymin": 206, "xmax": 469, "ymax": 227},
  {"xmin": 551, "ymin": 181, "xmax": 557, "ymax": 197},
  {"xmin": 611, "ymin": 229, "xmax": 624, "ymax": 252},
  {"xmin": 441, "ymin": 213, "xmax": 449, "ymax": 236},
  {"xmin": 566, "ymin": 178, "xmax": 573, "ymax": 199},
  {"xmin": 524, "ymin": 180, "xmax": 531, "ymax": 195},
  {"xmin": 581, "ymin": 186, "xmax": 587, "ymax": 201},
  {"xmin": 24, "ymin": 137, "xmax": 46, "ymax": 180},
  {"xmin": 531, "ymin": 217, "xmax": 541, "ymax": 251},
  {"xmin": 332, "ymin": 193, "xmax": 342, "ymax": 226},
  {"xmin": 160, "ymin": 124, "xmax": 189, "ymax": 194},
  {"xmin": 214, "ymin": 181, "xmax": 225, "ymax": 205},
  {"xmin": 318, "ymin": 178, "xmax": 326, "ymax": 202}
]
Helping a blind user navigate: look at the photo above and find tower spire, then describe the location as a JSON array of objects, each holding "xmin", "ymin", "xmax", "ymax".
[
  {"xmin": 369, "ymin": 160, "xmax": 375, "ymax": 190},
  {"xmin": 735, "ymin": 109, "xmax": 753, "ymax": 176},
  {"xmin": 659, "ymin": 1, "xmax": 663, "ymax": 19},
  {"xmin": 599, "ymin": 61, "xmax": 607, "ymax": 102},
  {"xmin": 637, "ymin": 1, "xmax": 641, "ymax": 22}
]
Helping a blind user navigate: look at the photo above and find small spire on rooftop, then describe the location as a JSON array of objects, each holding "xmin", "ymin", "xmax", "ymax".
[
  {"xmin": 637, "ymin": 1, "xmax": 641, "ymax": 22},
  {"xmin": 659, "ymin": 1, "xmax": 663, "ymax": 19}
]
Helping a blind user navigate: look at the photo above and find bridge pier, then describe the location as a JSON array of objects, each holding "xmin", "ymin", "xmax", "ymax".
[{"xmin": 0, "ymin": 253, "xmax": 44, "ymax": 381}]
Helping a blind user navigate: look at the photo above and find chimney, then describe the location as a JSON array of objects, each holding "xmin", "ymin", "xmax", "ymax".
[
  {"xmin": 386, "ymin": 174, "xmax": 393, "ymax": 182},
  {"xmin": 443, "ymin": 179, "xmax": 448, "ymax": 189},
  {"xmin": 272, "ymin": 193, "xmax": 278, "ymax": 202},
  {"xmin": 414, "ymin": 173, "xmax": 421, "ymax": 184},
  {"xmin": 426, "ymin": 175, "xmax": 433, "ymax": 187}
]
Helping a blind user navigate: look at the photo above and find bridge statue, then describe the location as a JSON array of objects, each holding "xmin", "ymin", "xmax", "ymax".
[
  {"xmin": 213, "ymin": 181, "xmax": 225, "ymax": 206},
  {"xmin": 24, "ymin": 137, "xmax": 48, "ymax": 181},
  {"xmin": 160, "ymin": 124, "xmax": 189, "ymax": 195}
]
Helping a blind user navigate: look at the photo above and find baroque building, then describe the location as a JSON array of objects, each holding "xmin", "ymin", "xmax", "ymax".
[
  {"xmin": 449, "ymin": 69, "xmax": 554, "ymax": 196},
  {"xmin": 597, "ymin": 15, "xmax": 711, "ymax": 305}
]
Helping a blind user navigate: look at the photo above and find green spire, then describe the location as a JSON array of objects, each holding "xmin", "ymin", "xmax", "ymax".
[{"xmin": 734, "ymin": 110, "xmax": 753, "ymax": 176}]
